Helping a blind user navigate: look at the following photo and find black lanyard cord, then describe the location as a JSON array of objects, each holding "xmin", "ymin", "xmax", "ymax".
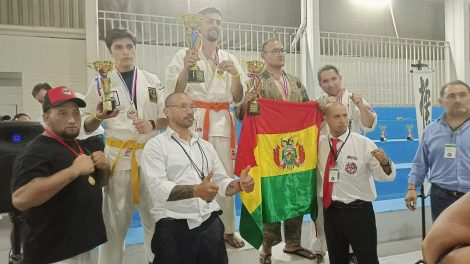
[
  {"xmin": 171, "ymin": 136, "xmax": 208, "ymax": 180},
  {"xmin": 328, "ymin": 120, "xmax": 352, "ymax": 162}
]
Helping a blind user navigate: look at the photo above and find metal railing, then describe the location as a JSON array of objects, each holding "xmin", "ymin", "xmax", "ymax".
[
  {"xmin": 320, "ymin": 32, "xmax": 449, "ymax": 106},
  {"xmin": 97, "ymin": 11, "xmax": 301, "ymax": 86},
  {"xmin": 97, "ymin": 10, "xmax": 449, "ymax": 107}
]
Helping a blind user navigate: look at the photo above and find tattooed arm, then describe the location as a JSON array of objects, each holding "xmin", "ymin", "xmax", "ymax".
[{"xmin": 167, "ymin": 185, "xmax": 196, "ymax": 201}]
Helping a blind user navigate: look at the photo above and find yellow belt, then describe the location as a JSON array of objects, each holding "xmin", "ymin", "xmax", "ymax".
[{"xmin": 106, "ymin": 138, "xmax": 145, "ymax": 204}]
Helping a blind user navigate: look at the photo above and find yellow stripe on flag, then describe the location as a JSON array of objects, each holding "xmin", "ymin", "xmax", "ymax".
[{"xmin": 240, "ymin": 125, "xmax": 318, "ymax": 213}]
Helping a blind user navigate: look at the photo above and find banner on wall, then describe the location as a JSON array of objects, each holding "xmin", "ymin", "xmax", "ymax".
[{"xmin": 410, "ymin": 68, "xmax": 433, "ymax": 141}]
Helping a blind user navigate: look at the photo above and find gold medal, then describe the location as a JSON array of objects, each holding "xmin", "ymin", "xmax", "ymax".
[
  {"xmin": 216, "ymin": 68, "xmax": 225, "ymax": 79},
  {"xmin": 88, "ymin": 176, "xmax": 96, "ymax": 186}
]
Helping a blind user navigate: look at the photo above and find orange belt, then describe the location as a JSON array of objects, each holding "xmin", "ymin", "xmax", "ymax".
[{"xmin": 193, "ymin": 101, "xmax": 236, "ymax": 159}]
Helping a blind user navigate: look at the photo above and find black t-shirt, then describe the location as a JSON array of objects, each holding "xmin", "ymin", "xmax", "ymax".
[{"xmin": 11, "ymin": 135, "xmax": 107, "ymax": 264}]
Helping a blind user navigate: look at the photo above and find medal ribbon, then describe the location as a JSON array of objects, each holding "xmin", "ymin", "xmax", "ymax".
[
  {"xmin": 117, "ymin": 66, "xmax": 138, "ymax": 107},
  {"xmin": 45, "ymin": 129, "xmax": 83, "ymax": 156},
  {"xmin": 267, "ymin": 70, "xmax": 289, "ymax": 98}
]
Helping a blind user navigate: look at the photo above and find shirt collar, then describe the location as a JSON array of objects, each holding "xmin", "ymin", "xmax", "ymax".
[
  {"xmin": 329, "ymin": 128, "xmax": 349, "ymax": 142},
  {"xmin": 165, "ymin": 127, "xmax": 199, "ymax": 144}
]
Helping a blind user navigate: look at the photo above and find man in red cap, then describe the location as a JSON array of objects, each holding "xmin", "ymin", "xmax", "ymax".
[{"xmin": 11, "ymin": 86, "xmax": 110, "ymax": 264}]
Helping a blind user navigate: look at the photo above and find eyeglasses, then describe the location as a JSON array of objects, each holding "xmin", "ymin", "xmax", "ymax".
[
  {"xmin": 166, "ymin": 104, "xmax": 197, "ymax": 111},
  {"xmin": 264, "ymin": 49, "xmax": 286, "ymax": 55}
]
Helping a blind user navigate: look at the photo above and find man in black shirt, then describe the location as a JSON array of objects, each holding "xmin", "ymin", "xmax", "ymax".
[{"xmin": 11, "ymin": 86, "xmax": 109, "ymax": 264}]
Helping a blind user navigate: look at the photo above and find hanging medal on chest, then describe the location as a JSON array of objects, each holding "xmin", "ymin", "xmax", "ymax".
[
  {"xmin": 117, "ymin": 66, "xmax": 138, "ymax": 120},
  {"xmin": 127, "ymin": 104, "xmax": 138, "ymax": 120}
]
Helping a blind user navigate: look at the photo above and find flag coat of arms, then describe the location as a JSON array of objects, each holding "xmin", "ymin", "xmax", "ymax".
[{"xmin": 234, "ymin": 98, "xmax": 323, "ymax": 249}]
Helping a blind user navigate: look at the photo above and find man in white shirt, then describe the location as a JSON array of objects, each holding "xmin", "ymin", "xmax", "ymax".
[
  {"xmin": 82, "ymin": 28, "xmax": 167, "ymax": 264},
  {"xmin": 142, "ymin": 92, "xmax": 254, "ymax": 264},
  {"xmin": 317, "ymin": 101, "xmax": 395, "ymax": 264},
  {"xmin": 313, "ymin": 65, "xmax": 378, "ymax": 263},
  {"xmin": 165, "ymin": 6, "xmax": 247, "ymax": 248},
  {"xmin": 317, "ymin": 65, "xmax": 377, "ymax": 135}
]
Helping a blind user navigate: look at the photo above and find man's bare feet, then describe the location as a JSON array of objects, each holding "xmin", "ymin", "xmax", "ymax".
[{"xmin": 224, "ymin": 233, "xmax": 245, "ymax": 248}]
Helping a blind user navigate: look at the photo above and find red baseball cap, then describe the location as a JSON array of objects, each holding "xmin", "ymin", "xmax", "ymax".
[{"xmin": 42, "ymin": 86, "xmax": 86, "ymax": 113}]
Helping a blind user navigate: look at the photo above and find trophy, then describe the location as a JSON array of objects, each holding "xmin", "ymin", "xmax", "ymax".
[
  {"xmin": 178, "ymin": 13, "xmax": 205, "ymax": 83},
  {"xmin": 245, "ymin": 60, "xmax": 266, "ymax": 115},
  {"xmin": 406, "ymin": 124, "xmax": 414, "ymax": 141},
  {"xmin": 380, "ymin": 125, "xmax": 387, "ymax": 142},
  {"xmin": 87, "ymin": 61, "xmax": 115, "ymax": 113}
]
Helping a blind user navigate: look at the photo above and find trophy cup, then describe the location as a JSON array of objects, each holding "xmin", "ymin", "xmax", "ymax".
[
  {"xmin": 245, "ymin": 60, "xmax": 266, "ymax": 115},
  {"xmin": 406, "ymin": 124, "xmax": 414, "ymax": 141},
  {"xmin": 380, "ymin": 125, "xmax": 387, "ymax": 142},
  {"xmin": 87, "ymin": 61, "xmax": 115, "ymax": 113},
  {"xmin": 178, "ymin": 13, "xmax": 205, "ymax": 83}
]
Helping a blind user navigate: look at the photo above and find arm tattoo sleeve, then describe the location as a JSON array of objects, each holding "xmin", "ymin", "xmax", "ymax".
[{"xmin": 167, "ymin": 185, "xmax": 195, "ymax": 201}]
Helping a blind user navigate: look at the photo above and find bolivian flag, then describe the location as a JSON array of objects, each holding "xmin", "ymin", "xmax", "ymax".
[{"xmin": 234, "ymin": 98, "xmax": 322, "ymax": 249}]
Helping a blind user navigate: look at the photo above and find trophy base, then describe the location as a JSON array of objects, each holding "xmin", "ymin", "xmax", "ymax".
[
  {"xmin": 248, "ymin": 101, "xmax": 260, "ymax": 115},
  {"xmin": 380, "ymin": 137, "xmax": 387, "ymax": 142},
  {"xmin": 407, "ymin": 136, "xmax": 413, "ymax": 141},
  {"xmin": 188, "ymin": 69, "xmax": 205, "ymax": 83},
  {"xmin": 103, "ymin": 99, "xmax": 116, "ymax": 114}
]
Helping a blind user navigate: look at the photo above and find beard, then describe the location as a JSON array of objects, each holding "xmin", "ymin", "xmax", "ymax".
[
  {"xmin": 58, "ymin": 129, "xmax": 80, "ymax": 140},
  {"xmin": 206, "ymin": 30, "xmax": 219, "ymax": 42}
]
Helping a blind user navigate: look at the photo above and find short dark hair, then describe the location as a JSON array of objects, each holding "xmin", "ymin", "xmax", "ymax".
[
  {"xmin": 13, "ymin": 113, "xmax": 30, "ymax": 121},
  {"xmin": 440, "ymin": 80, "xmax": 470, "ymax": 97},
  {"xmin": 198, "ymin": 6, "xmax": 223, "ymax": 17},
  {"xmin": 31, "ymin": 83, "xmax": 52, "ymax": 97},
  {"xmin": 261, "ymin": 38, "xmax": 280, "ymax": 52},
  {"xmin": 317, "ymin": 65, "xmax": 340, "ymax": 82},
  {"xmin": 105, "ymin": 28, "xmax": 137, "ymax": 50}
]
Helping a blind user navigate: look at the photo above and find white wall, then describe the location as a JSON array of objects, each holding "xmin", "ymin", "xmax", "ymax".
[{"xmin": 0, "ymin": 35, "xmax": 87, "ymax": 121}]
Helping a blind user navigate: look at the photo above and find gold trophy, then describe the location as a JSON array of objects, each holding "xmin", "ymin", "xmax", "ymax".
[
  {"xmin": 380, "ymin": 125, "xmax": 387, "ymax": 142},
  {"xmin": 87, "ymin": 61, "xmax": 115, "ymax": 113},
  {"xmin": 178, "ymin": 13, "xmax": 205, "ymax": 83},
  {"xmin": 245, "ymin": 60, "xmax": 266, "ymax": 115},
  {"xmin": 406, "ymin": 124, "xmax": 414, "ymax": 141}
]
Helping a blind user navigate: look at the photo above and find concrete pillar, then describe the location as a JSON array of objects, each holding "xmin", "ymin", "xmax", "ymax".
[
  {"xmin": 85, "ymin": 0, "xmax": 99, "ymax": 84},
  {"xmin": 301, "ymin": 0, "xmax": 321, "ymax": 99}
]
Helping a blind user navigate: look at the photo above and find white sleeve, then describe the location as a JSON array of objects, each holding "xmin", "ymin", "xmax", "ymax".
[
  {"xmin": 141, "ymin": 138, "xmax": 176, "ymax": 205},
  {"xmin": 230, "ymin": 54, "xmax": 248, "ymax": 106},
  {"xmin": 366, "ymin": 140, "xmax": 396, "ymax": 182},
  {"xmin": 354, "ymin": 97, "xmax": 377, "ymax": 132},
  {"xmin": 81, "ymin": 77, "xmax": 103, "ymax": 134},
  {"xmin": 164, "ymin": 49, "xmax": 186, "ymax": 98}
]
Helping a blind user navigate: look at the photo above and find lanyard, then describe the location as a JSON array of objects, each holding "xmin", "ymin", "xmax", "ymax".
[
  {"xmin": 117, "ymin": 66, "xmax": 138, "ymax": 105},
  {"xmin": 45, "ymin": 129, "xmax": 83, "ymax": 156},
  {"xmin": 268, "ymin": 70, "xmax": 289, "ymax": 98},
  {"xmin": 203, "ymin": 48, "xmax": 220, "ymax": 67},
  {"xmin": 171, "ymin": 136, "xmax": 208, "ymax": 180},
  {"xmin": 328, "ymin": 128, "xmax": 351, "ymax": 162}
]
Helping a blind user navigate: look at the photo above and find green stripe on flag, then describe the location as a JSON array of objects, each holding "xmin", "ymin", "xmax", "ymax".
[
  {"xmin": 261, "ymin": 169, "xmax": 317, "ymax": 223},
  {"xmin": 239, "ymin": 204, "xmax": 264, "ymax": 249}
]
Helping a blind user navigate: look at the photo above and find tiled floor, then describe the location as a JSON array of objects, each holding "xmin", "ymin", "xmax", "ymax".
[{"xmin": 0, "ymin": 214, "xmax": 423, "ymax": 264}]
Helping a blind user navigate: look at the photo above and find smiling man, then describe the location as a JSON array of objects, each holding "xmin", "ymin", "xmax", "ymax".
[{"xmin": 11, "ymin": 86, "xmax": 110, "ymax": 264}]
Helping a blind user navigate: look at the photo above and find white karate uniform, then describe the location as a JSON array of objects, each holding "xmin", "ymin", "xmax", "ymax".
[{"xmin": 83, "ymin": 67, "xmax": 165, "ymax": 264}]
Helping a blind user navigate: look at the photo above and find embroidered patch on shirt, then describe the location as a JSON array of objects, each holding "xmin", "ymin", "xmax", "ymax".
[
  {"xmin": 345, "ymin": 162, "xmax": 357, "ymax": 174},
  {"xmin": 346, "ymin": 156, "xmax": 358, "ymax": 160},
  {"xmin": 148, "ymin": 87, "xmax": 158, "ymax": 103}
]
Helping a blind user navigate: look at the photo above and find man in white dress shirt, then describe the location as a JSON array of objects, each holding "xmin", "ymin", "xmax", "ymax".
[
  {"xmin": 317, "ymin": 101, "xmax": 396, "ymax": 264},
  {"xmin": 142, "ymin": 92, "xmax": 254, "ymax": 264},
  {"xmin": 165, "ymin": 6, "xmax": 247, "ymax": 248}
]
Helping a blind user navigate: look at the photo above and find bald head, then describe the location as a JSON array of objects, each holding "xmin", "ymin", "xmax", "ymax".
[
  {"xmin": 164, "ymin": 92, "xmax": 195, "ymax": 130},
  {"xmin": 324, "ymin": 101, "xmax": 348, "ymax": 137}
]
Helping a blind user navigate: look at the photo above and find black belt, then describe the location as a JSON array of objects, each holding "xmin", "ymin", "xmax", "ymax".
[
  {"xmin": 331, "ymin": 200, "xmax": 371, "ymax": 209},
  {"xmin": 434, "ymin": 184, "xmax": 466, "ymax": 198}
]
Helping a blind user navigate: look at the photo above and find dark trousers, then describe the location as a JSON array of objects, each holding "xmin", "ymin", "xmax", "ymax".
[
  {"xmin": 324, "ymin": 201, "xmax": 378, "ymax": 264},
  {"xmin": 430, "ymin": 184, "xmax": 465, "ymax": 221},
  {"xmin": 151, "ymin": 211, "xmax": 228, "ymax": 264}
]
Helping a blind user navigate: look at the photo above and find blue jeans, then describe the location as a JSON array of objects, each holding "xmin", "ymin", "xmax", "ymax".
[{"xmin": 430, "ymin": 184, "xmax": 464, "ymax": 221}]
